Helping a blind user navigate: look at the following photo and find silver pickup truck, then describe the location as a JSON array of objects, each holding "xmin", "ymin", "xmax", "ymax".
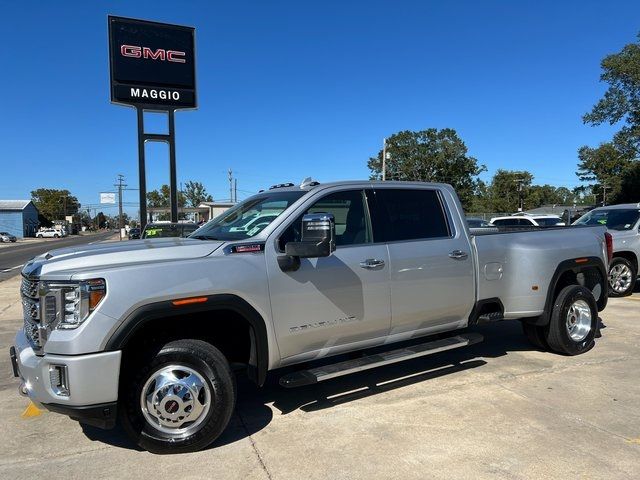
[{"xmin": 10, "ymin": 180, "xmax": 612, "ymax": 453}]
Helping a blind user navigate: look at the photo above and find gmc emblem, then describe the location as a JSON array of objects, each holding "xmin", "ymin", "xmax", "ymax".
[{"xmin": 120, "ymin": 45, "xmax": 186, "ymax": 63}]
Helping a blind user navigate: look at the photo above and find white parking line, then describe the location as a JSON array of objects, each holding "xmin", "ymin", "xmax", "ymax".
[{"xmin": 1, "ymin": 264, "xmax": 24, "ymax": 273}]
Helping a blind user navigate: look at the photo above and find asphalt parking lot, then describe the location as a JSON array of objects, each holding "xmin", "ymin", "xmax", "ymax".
[{"xmin": 0, "ymin": 275, "xmax": 638, "ymax": 479}]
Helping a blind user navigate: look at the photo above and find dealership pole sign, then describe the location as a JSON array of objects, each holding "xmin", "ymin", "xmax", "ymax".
[{"xmin": 108, "ymin": 15, "xmax": 197, "ymax": 227}]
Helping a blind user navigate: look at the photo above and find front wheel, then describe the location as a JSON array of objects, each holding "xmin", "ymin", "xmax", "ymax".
[
  {"xmin": 120, "ymin": 339, "xmax": 236, "ymax": 454},
  {"xmin": 36, "ymin": 234, "xmax": 42, "ymax": 238},
  {"xmin": 546, "ymin": 285, "xmax": 598, "ymax": 355},
  {"xmin": 608, "ymin": 257, "xmax": 637, "ymax": 297}
]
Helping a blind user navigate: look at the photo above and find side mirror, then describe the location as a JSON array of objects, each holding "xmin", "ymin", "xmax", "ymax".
[{"xmin": 285, "ymin": 213, "xmax": 336, "ymax": 258}]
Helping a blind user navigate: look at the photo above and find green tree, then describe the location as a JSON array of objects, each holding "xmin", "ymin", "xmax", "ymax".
[
  {"xmin": 183, "ymin": 181, "xmax": 213, "ymax": 207},
  {"xmin": 616, "ymin": 161, "xmax": 640, "ymax": 203},
  {"xmin": 583, "ymin": 33, "xmax": 640, "ymax": 155},
  {"xmin": 486, "ymin": 170, "xmax": 534, "ymax": 212},
  {"xmin": 368, "ymin": 128, "xmax": 486, "ymax": 209},
  {"xmin": 146, "ymin": 185, "xmax": 187, "ymax": 221},
  {"xmin": 580, "ymin": 32, "xmax": 640, "ymax": 203},
  {"xmin": 31, "ymin": 188, "xmax": 80, "ymax": 222},
  {"xmin": 146, "ymin": 185, "xmax": 187, "ymax": 208},
  {"xmin": 577, "ymin": 142, "xmax": 632, "ymax": 202},
  {"xmin": 95, "ymin": 212, "xmax": 107, "ymax": 229}
]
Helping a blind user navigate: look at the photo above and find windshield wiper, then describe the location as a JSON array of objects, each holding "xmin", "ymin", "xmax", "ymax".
[{"xmin": 191, "ymin": 235, "xmax": 221, "ymax": 240}]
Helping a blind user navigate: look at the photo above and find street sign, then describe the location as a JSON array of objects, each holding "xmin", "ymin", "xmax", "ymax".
[
  {"xmin": 108, "ymin": 16, "xmax": 197, "ymax": 109},
  {"xmin": 100, "ymin": 193, "xmax": 116, "ymax": 204}
]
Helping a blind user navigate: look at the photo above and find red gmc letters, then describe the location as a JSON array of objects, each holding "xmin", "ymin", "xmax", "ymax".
[{"xmin": 120, "ymin": 45, "xmax": 186, "ymax": 63}]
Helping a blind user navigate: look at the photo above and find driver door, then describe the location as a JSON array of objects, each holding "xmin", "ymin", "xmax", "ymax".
[{"xmin": 266, "ymin": 189, "xmax": 391, "ymax": 364}]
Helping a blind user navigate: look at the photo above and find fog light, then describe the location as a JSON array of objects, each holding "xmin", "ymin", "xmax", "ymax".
[{"xmin": 49, "ymin": 364, "xmax": 69, "ymax": 396}]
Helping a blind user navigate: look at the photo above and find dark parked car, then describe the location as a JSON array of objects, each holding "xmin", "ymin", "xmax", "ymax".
[
  {"xmin": 141, "ymin": 223, "xmax": 199, "ymax": 239},
  {"xmin": 466, "ymin": 218, "xmax": 492, "ymax": 228},
  {"xmin": 128, "ymin": 228, "xmax": 141, "ymax": 240}
]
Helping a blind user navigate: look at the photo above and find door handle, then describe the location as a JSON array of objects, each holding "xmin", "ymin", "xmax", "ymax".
[
  {"xmin": 448, "ymin": 250, "xmax": 468, "ymax": 260},
  {"xmin": 360, "ymin": 258, "xmax": 385, "ymax": 269}
]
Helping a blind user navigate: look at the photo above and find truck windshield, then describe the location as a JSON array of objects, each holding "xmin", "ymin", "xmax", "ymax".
[
  {"xmin": 573, "ymin": 208, "xmax": 640, "ymax": 231},
  {"xmin": 190, "ymin": 191, "xmax": 306, "ymax": 241}
]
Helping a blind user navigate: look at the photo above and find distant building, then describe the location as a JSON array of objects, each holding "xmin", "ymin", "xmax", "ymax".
[
  {"xmin": 197, "ymin": 201, "xmax": 236, "ymax": 222},
  {"xmin": 0, "ymin": 200, "xmax": 40, "ymax": 238}
]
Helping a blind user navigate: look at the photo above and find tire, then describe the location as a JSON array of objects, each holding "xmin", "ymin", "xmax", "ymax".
[
  {"xmin": 120, "ymin": 339, "xmax": 236, "ymax": 454},
  {"xmin": 546, "ymin": 285, "xmax": 598, "ymax": 355},
  {"xmin": 36, "ymin": 234, "xmax": 42, "ymax": 238},
  {"xmin": 521, "ymin": 321, "xmax": 548, "ymax": 350},
  {"xmin": 53, "ymin": 234, "xmax": 59, "ymax": 238},
  {"xmin": 608, "ymin": 257, "xmax": 637, "ymax": 297}
]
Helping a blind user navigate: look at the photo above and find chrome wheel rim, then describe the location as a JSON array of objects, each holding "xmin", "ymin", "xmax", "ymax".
[
  {"xmin": 609, "ymin": 264, "xmax": 632, "ymax": 293},
  {"xmin": 140, "ymin": 365, "xmax": 211, "ymax": 436},
  {"xmin": 565, "ymin": 299, "xmax": 592, "ymax": 342}
]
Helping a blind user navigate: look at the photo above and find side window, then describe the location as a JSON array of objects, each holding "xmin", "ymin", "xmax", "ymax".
[
  {"xmin": 278, "ymin": 190, "xmax": 371, "ymax": 250},
  {"xmin": 371, "ymin": 189, "xmax": 450, "ymax": 242},
  {"xmin": 493, "ymin": 218, "xmax": 518, "ymax": 226}
]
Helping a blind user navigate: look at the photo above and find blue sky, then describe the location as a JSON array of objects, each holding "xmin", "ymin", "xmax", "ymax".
[{"xmin": 1, "ymin": 1, "xmax": 638, "ymax": 216}]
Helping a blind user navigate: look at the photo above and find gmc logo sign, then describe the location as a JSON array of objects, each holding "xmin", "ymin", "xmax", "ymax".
[{"xmin": 120, "ymin": 45, "xmax": 186, "ymax": 63}]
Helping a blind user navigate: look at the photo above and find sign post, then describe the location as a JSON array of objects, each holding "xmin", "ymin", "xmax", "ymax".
[{"xmin": 108, "ymin": 15, "xmax": 197, "ymax": 229}]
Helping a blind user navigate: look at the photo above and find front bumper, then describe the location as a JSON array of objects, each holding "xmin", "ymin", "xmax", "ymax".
[{"xmin": 11, "ymin": 329, "xmax": 121, "ymax": 428}]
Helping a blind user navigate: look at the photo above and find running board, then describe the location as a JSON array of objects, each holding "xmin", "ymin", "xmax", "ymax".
[{"xmin": 279, "ymin": 332, "xmax": 483, "ymax": 388}]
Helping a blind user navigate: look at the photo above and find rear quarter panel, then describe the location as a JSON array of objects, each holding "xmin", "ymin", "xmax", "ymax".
[{"xmin": 472, "ymin": 226, "xmax": 607, "ymax": 318}]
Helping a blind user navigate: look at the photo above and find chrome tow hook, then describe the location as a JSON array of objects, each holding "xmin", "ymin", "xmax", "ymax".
[{"xmin": 18, "ymin": 382, "xmax": 29, "ymax": 397}]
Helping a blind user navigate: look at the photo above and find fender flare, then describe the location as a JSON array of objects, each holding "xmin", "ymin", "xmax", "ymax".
[
  {"xmin": 527, "ymin": 256, "xmax": 608, "ymax": 326},
  {"xmin": 105, "ymin": 294, "xmax": 270, "ymax": 386}
]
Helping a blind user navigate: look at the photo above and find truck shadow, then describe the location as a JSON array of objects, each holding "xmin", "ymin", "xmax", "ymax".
[{"xmin": 82, "ymin": 317, "xmax": 607, "ymax": 452}]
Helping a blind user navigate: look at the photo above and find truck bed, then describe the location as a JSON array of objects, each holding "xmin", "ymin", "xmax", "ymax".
[{"xmin": 470, "ymin": 225, "xmax": 607, "ymax": 319}]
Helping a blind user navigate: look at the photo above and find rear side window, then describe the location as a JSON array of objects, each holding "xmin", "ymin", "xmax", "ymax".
[
  {"xmin": 371, "ymin": 189, "xmax": 450, "ymax": 242},
  {"xmin": 493, "ymin": 218, "xmax": 523, "ymax": 226},
  {"xmin": 534, "ymin": 218, "xmax": 562, "ymax": 227}
]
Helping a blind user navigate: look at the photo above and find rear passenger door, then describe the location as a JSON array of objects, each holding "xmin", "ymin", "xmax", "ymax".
[{"xmin": 370, "ymin": 187, "xmax": 475, "ymax": 336}]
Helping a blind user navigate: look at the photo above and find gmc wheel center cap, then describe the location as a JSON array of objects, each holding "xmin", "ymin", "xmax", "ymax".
[{"xmin": 165, "ymin": 399, "xmax": 180, "ymax": 414}]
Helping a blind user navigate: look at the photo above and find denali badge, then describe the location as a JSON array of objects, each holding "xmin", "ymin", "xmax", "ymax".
[{"xmin": 290, "ymin": 315, "xmax": 359, "ymax": 333}]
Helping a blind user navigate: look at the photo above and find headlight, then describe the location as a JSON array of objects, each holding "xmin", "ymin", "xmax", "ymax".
[{"xmin": 40, "ymin": 279, "xmax": 106, "ymax": 330}]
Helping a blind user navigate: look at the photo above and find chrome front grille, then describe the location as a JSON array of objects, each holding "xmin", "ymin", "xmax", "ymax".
[
  {"xmin": 21, "ymin": 277, "xmax": 39, "ymax": 298},
  {"xmin": 24, "ymin": 317, "xmax": 40, "ymax": 346},
  {"xmin": 21, "ymin": 275, "xmax": 42, "ymax": 349}
]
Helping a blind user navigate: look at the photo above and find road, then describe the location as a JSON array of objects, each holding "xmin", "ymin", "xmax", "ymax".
[{"xmin": 0, "ymin": 231, "xmax": 115, "ymax": 282}]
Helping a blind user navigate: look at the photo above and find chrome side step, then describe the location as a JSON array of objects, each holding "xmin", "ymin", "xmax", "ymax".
[{"xmin": 279, "ymin": 332, "xmax": 483, "ymax": 388}]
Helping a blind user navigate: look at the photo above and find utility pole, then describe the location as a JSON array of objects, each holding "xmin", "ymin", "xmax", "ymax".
[
  {"xmin": 228, "ymin": 169, "xmax": 233, "ymax": 202},
  {"xmin": 515, "ymin": 178, "xmax": 525, "ymax": 212},
  {"xmin": 114, "ymin": 174, "xmax": 128, "ymax": 240},
  {"xmin": 602, "ymin": 183, "xmax": 608, "ymax": 206},
  {"xmin": 382, "ymin": 138, "xmax": 387, "ymax": 181},
  {"xmin": 234, "ymin": 178, "xmax": 238, "ymax": 203}
]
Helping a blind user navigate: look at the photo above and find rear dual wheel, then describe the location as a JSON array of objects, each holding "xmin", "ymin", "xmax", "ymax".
[{"xmin": 522, "ymin": 285, "xmax": 598, "ymax": 355}]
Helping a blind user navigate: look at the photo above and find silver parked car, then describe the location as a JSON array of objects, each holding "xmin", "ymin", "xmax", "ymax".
[
  {"xmin": 0, "ymin": 231, "xmax": 17, "ymax": 242},
  {"xmin": 573, "ymin": 204, "xmax": 640, "ymax": 296},
  {"xmin": 11, "ymin": 180, "xmax": 611, "ymax": 453}
]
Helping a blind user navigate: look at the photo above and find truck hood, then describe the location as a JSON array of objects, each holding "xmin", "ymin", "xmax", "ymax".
[{"xmin": 22, "ymin": 237, "xmax": 224, "ymax": 279}]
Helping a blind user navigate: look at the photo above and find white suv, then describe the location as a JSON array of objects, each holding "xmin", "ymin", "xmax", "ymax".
[{"xmin": 36, "ymin": 229, "xmax": 61, "ymax": 238}]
